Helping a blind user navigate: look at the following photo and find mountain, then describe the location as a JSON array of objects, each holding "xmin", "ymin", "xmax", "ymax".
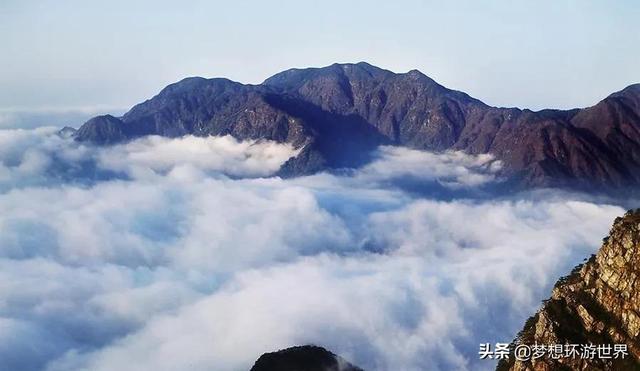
[
  {"xmin": 74, "ymin": 62, "xmax": 640, "ymax": 189},
  {"xmin": 498, "ymin": 210, "xmax": 640, "ymax": 370},
  {"xmin": 57, "ymin": 126, "xmax": 77, "ymax": 138},
  {"xmin": 249, "ymin": 345, "xmax": 363, "ymax": 371}
]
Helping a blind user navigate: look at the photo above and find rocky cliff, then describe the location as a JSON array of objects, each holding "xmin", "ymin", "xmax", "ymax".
[
  {"xmin": 498, "ymin": 210, "xmax": 640, "ymax": 370},
  {"xmin": 74, "ymin": 62, "xmax": 640, "ymax": 189},
  {"xmin": 249, "ymin": 345, "xmax": 363, "ymax": 371}
]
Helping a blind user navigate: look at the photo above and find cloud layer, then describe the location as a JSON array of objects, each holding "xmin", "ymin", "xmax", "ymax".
[{"xmin": 0, "ymin": 128, "xmax": 626, "ymax": 370}]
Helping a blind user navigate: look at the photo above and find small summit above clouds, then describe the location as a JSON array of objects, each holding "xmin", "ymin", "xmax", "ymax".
[
  {"xmin": 57, "ymin": 126, "xmax": 77, "ymax": 138},
  {"xmin": 75, "ymin": 114, "xmax": 127, "ymax": 144},
  {"xmin": 73, "ymin": 63, "xmax": 640, "ymax": 191},
  {"xmin": 250, "ymin": 345, "xmax": 363, "ymax": 371}
]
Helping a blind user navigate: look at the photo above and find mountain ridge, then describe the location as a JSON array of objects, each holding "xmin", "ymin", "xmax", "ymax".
[{"xmin": 73, "ymin": 62, "xmax": 640, "ymax": 189}]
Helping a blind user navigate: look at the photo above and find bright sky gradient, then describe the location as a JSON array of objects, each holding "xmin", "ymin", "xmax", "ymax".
[{"xmin": 1, "ymin": 0, "xmax": 639, "ymax": 113}]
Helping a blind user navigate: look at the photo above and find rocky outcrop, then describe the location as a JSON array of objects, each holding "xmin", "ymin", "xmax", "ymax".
[
  {"xmin": 74, "ymin": 62, "xmax": 640, "ymax": 188},
  {"xmin": 249, "ymin": 345, "xmax": 363, "ymax": 371},
  {"xmin": 498, "ymin": 210, "xmax": 640, "ymax": 370},
  {"xmin": 57, "ymin": 126, "xmax": 77, "ymax": 138}
]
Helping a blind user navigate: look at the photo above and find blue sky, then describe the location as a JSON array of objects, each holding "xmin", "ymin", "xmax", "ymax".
[{"xmin": 1, "ymin": 0, "xmax": 639, "ymax": 113}]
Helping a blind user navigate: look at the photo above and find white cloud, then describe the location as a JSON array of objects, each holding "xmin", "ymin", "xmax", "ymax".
[
  {"xmin": 0, "ymin": 127, "xmax": 628, "ymax": 371},
  {"xmin": 356, "ymin": 146, "xmax": 502, "ymax": 188},
  {"xmin": 98, "ymin": 135, "xmax": 300, "ymax": 179},
  {"xmin": 0, "ymin": 130, "xmax": 298, "ymax": 191}
]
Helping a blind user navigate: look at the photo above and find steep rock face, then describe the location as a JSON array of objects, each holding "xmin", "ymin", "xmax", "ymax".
[
  {"xmin": 74, "ymin": 62, "xmax": 640, "ymax": 188},
  {"xmin": 498, "ymin": 210, "xmax": 640, "ymax": 370},
  {"xmin": 249, "ymin": 345, "xmax": 363, "ymax": 371}
]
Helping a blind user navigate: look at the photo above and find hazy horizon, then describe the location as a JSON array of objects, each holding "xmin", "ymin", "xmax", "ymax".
[{"xmin": 2, "ymin": 0, "xmax": 639, "ymax": 115}]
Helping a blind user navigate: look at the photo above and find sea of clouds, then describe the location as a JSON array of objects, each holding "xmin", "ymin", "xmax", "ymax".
[{"xmin": 0, "ymin": 126, "xmax": 628, "ymax": 370}]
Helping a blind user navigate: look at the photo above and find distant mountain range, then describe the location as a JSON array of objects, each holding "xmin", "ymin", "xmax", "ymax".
[{"xmin": 74, "ymin": 62, "xmax": 640, "ymax": 189}]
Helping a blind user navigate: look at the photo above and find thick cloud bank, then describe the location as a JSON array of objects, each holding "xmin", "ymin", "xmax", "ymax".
[{"xmin": 0, "ymin": 128, "xmax": 626, "ymax": 370}]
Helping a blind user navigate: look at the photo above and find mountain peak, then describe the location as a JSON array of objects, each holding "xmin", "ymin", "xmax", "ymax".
[
  {"xmin": 620, "ymin": 83, "xmax": 640, "ymax": 93},
  {"xmin": 74, "ymin": 114, "xmax": 126, "ymax": 144},
  {"xmin": 262, "ymin": 62, "xmax": 394, "ymax": 89},
  {"xmin": 339, "ymin": 61, "xmax": 391, "ymax": 74},
  {"xmin": 157, "ymin": 76, "xmax": 241, "ymax": 96},
  {"xmin": 401, "ymin": 68, "xmax": 445, "ymax": 90},
  {"xmin": 250, "ymin": 345, "xmax": 363, "ymax": 371},
  {"xmin": 406, "ymin": 68, "xmax": 423, "ymax": 76},
  {"xmin": 609, "ymin": 83, "xmax": 640, "ymax": 101}
]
